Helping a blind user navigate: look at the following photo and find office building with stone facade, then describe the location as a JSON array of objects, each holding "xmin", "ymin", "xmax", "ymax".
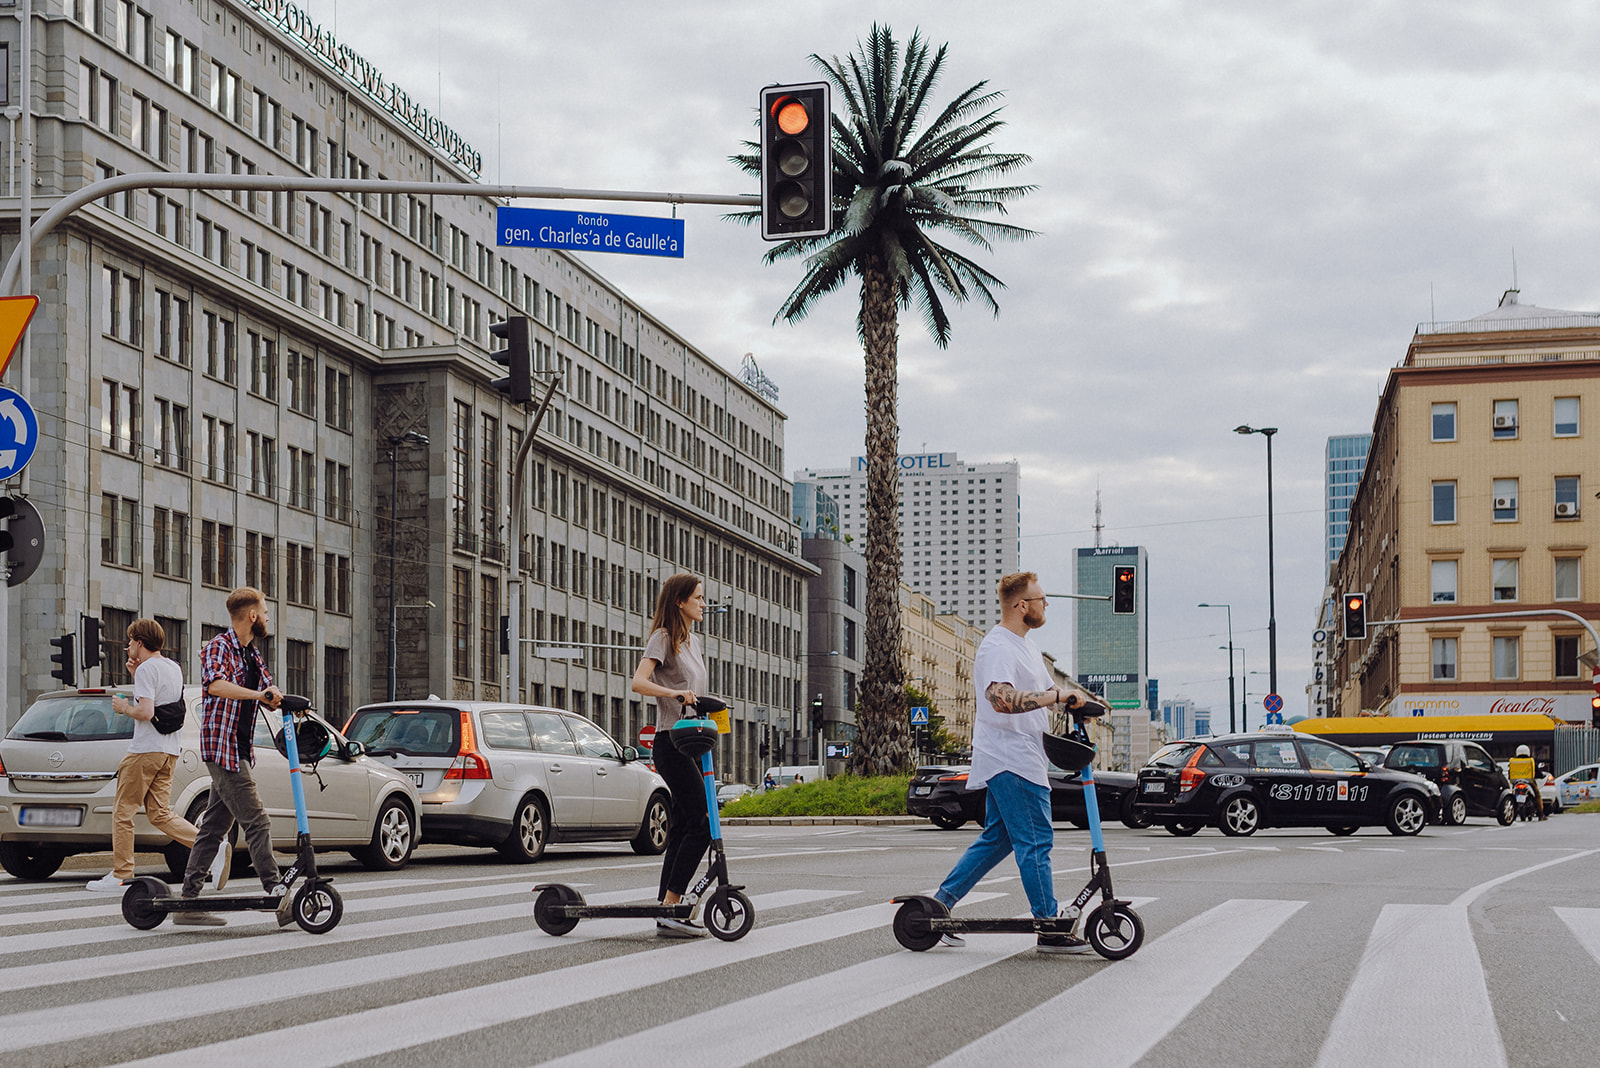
[{"xmin": 1, "ymin": 0, "xmax": 812, "ymax": 783}]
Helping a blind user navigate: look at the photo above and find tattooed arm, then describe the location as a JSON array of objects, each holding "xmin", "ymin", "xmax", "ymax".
[{"xmin": 986, "ymin": 681, "xmax": 1083, "ymax": 715}]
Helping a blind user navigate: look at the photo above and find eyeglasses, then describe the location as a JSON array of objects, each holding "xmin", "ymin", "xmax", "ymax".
[{"xmin": 1020, "ymin": 596, "xmax": 1048, "ymax": 604}]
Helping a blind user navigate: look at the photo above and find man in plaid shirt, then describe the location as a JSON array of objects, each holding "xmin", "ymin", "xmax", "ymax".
[{"xmin": 177, "ymin": 586, "xmax": 293, "ymax": 925}]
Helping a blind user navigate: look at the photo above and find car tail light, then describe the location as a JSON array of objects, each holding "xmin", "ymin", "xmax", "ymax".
[
  {"xmin": 1179, "ymin": 749, "xmax": 1207, "ymax": 792},
  {"xmin": 442, "ymin": 711, "xmax": 492, "ymax": 781},
  {"xmin": 938, "ymin": 774, "xmax": 969, "ymax": 783},
  {"xmin": 0, "ymin": 753, "xmax": 6, "ymax": 775},
  {"xmin": 1439, "ymin": 766, "xmax": 1454, "ymax": 784}
]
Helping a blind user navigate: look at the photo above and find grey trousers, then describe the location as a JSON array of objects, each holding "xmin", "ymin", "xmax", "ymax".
[{"xmin": 181, "ymin": 761, "xmax": 281, "ymax": 897}]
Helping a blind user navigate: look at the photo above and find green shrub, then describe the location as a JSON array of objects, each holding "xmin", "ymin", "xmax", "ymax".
[
  {"xmin": 721, "ymin": 774, "xmax": 913, "ymax": 817},
  {"xmin": 1569, "ymin": 800, "xmax": 1600, "ymax": 815}
]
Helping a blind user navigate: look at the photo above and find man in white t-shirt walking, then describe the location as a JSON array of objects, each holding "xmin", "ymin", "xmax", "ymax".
[
  {"xmin": 932, "ymin": 572, "xmax": 1096, "ymax": 954},
  {"xmin": 87, "ymin": 619, "xmax": 204, "ymax": 892}
]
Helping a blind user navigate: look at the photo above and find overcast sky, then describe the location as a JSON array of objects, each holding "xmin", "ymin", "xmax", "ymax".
[{"xmin": 301, "ymin": 0, "xmax": 1600, "ymax": 723}]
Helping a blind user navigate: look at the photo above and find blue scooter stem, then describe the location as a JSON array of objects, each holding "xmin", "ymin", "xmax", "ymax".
[
  {"xmin": 702, "ymin": 748, "xmax": 722, "ymax": 840},
  {"xmin": 282, "ymin": 707, "xmax": 311, "ymax": 837},
  {"xmin": 1081, "ymin": 764, "xmax": 1105, "ymax": 854}
]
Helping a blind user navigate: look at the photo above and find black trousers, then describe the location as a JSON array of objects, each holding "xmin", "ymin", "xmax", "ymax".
[{"xmin": 651, "ymin": 728, "xmax": 713, "ymax": 899}]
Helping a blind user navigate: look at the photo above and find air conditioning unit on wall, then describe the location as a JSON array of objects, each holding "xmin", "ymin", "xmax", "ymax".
[
  {"xmin": 1493, "ymin": 497, "xmax": 1515, "ymax": 510},
  {"xmin": 1556, "ymin": 501, "xmax": 1579, "ymax": 517},
  {"xmin": 1493, "ymin": 414, "xmax": 1517, "ymax": 429}
]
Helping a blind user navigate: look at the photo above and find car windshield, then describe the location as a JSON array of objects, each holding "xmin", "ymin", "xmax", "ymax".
[
  {"xmin": 7, "ymin": 695, "xmax": 131, "ymax": 741},
  {"xmin": 1386, "ymin": 744, "xmax": 1443, "ymax": 772},
  {"xmin": 345, "ymin": 708, "xmax": 460, "ymax": 756},
  {"xmin": 1148, "ymin": 742, "xmax": 1205, "ymax": 769}
]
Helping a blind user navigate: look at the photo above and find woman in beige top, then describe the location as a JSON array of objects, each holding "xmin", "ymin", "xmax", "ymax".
[{"xmin": 631, "ymin": 572, "xmax": 711, "ymax": 937}]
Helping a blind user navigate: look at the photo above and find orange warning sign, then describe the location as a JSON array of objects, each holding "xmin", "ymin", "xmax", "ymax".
[{"xmin": 0, "ymin": 296, "xmax": 39, "ymax": 379}]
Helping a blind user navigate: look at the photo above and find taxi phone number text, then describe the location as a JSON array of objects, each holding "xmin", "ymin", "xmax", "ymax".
[{"xmin": 1270, "ymin": 782, "xmax": 1367, "ymax": 802}]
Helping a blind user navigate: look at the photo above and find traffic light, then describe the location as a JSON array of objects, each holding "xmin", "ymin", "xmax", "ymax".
[
  {"xmin": 49, "ymin": 633, "xmax": 75, "ymax": 687},
  {"xmin": 1591, "ymin": 695, "xmax": 1600, "ymax": 730},
  {"xmin": 0, "ymin": 495, "xmax": 45, "ymax": 587},
  {"xmin": 488, "ymin": 315, "xmax": 533, "ymax": 405},
  {"xmin": 1112, "ymin": 566, "xmax": 1136, "ymax": 614},
  {"xmin": 1342, "ymin": 594, "xmax": 1367, "ymax": 640},
  {"xmin": 79, "ymin": 615, "xmax": 102, "ymax": 671},
  {"xmin": 760, "ymin": 82, "xmax": 832, "ymax": 240}
]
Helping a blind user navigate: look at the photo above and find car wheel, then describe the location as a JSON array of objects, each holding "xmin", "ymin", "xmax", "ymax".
[
  {"xmin": 1496, "ymin": 796, "xmax": 1516, "ymax": 826},
  {"xmin": 1166, "ymin": 821, "xmax": 1202, "ymax": 837},
  {"xmin": 1329, "ymin": 825, "xmax": 1360, "ymax": 836},
  {"xmin": 929, "ymin": 813, "xmax": 966, "ymax": 830},
  {"xmin": 1219, "ymin": 795, "xmax": 1261, "ymax": 837},
  {"xmin": 0, "ymin": 842, "xmax": 65, "ymax": 880},
  {"xmin": 631, "ymin": 792, "xmax": 670, "ymax": 855},
  {"xmin": 1386, "ymin": 793, "xmax": 1428, "ymax": 836},
  {"xmin": 1547, "ymin": 799, "xmax": 1562, "ymax": 816},
  {"xmin": 1120, "ymin": 792, "xmax": 1152, "ymax": 829},
  {"xmin": 498, "ymin": 795, "xmax": 549, "ymax": 862},
  {"xmin": 353, "ymin": 797, "xmax": 415, "ymax": 871},
  {"xmin": 1444, "ymin": 794, "xmax": 1467, "ymax": 826}
]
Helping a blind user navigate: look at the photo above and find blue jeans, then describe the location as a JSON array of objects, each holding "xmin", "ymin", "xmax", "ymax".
[{"xmin": 934, "ymin": 771, "xmax": 1057, "ymax": 919}]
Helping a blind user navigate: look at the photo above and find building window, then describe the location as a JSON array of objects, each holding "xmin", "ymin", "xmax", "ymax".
[
  {"xmin": 248, "ymin": 332, "xmax": 278, "ymax": 400},
  {"xmin": 99, "ymin": 608, "xmax": 136, "ymax": 687},
  {"xmin": 480, "ymin": 574, "xmax": 499, "ymax": 684},
  {"xmin": 151, "ymin": 507, "xmax": 188, "ymax": 578},
  {"xmin": 101, "ymin": 267, "xmax": 141, "ymax": 345},
  {"xmin": 201, "ymin": 311, "xmax": 235, "ymax": 383},
  {"xmin": 199, "ymin": 520, "xmax": 234, "ymax": 588},
  {"xmin": 1554, "ymin": 476, "xmax": 1580, "ymax": 519},
  {"xmin": 1554, "ymin": 396, "xmax": 1580, "ymax": 437},
  {"xmin": 1430, "ymin": 559, "xmax": 1457, "ymax": 604},
  {"xmin": 245, "ymin": 532, "xmax": 275, "ymax": 598},
  {"xmin": 100, "ymin": 379, "xmax": 139, "ymax": 456},
  {"xmin": 1492, "ymin": 399, "xmax": 1518, "ymax": 439},
  {"xmin": 155, "ymin": 616, "xmax": 186, "ymax": 666},
  {"xmin": 1554, "ymin": 557, "xmax": 1580, "ymax": 602},
  {"xmin": 156, "ymin": 289, "xmax": 189, "ymax": 365},
  {"xmin": 480, "ymin": 414, "xmax": 500, "ymax": 560},
  {"xmin": 1492, "ymin": 636, "xmax": 1519, "ymax": 680},
  {"xmin": 200, "ymin": 416, "xmax": 235, "ymax": 485},
  {"xmin": 1492, "ymin": 478, "xmax": 1518, "ymax": 522},
  {"xmin": 453, "ymin": 401, "xmax": 474, "ymax": 552},
  {"xmin": 452, "ymin": 567, "xmax": 472, "ymax": 679},
  {"xmin": 1554, "ymin": 634, "xmax": 1580, "ymax": 679},
  {"xmin": 284, "ymin": 543, "xmax": 315, "ymax": 606},
  {"xmin": 324, "ymin": 365, "xmax": 352, "ymax": 431},
  {"xmin": 285, "ymin": 640, "xmax": 312, "ymax": 699},
  {"xmin": 100, "ymin": 494, "xmax": 138, "ymax": 567},
  {"xmin": 286, "ymin": 351, "xmax": 316, "ymax": 415},
  {"xmin": 1492, "ymin": 558, "xmax": 1519, "ymax": 602},
  {"xmin": 1431, "ymin": 637, "xmax": 1457, "ymax": 681},
  {"xmin": 287, "ymin": 447, "xmax": 316, "ymax": 511},
  {"xmin": 246, "ymin": 432, "xmax": 276, "ymax": 497},
  {"xmin": 323, "ymin": 553, "xmax": 350, "ymax": 615},
  {"xmin": 1431, "ymin": 401, "xmax": 1456, "ymax": 442},
  {"xmin": 323, "ymin": 647, "xmax": 349, "ymax": 725},
  {"xmin": 1431, "ymin": 481, "xmax": 1456, "ymax": 524},
  {"xmin": 325, "ymin": 461, "xmax": 351, "ymax": 522}
]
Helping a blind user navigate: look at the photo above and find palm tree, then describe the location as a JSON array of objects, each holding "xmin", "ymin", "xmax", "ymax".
[{"xmin": 733, "ymin": 25, "xmax": 1035, "ymax": 775}]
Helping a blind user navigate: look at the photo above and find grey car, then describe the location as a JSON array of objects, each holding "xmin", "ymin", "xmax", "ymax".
[
  {"xmin": 0, "ymin": 687, "xmax": 422, "ymax": 880},
  {"xmin": 343, "ymin": 701, "xmax": 670, "ymax": 861}
]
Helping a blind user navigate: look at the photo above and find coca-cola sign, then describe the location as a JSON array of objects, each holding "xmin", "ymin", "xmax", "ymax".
[
  {"xmin": 1386, "ymin": 693, "xmax": 1591, "ymax": 723},
  {"xmin": 1488, "ymin": 696, "xmax": 1559, "ymax": 716}
]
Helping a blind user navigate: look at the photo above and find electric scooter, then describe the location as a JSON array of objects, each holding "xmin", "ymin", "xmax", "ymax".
[
  {"xmin": 119, "ymin": 695, "xmax": 345, "ymax": 934},
  {"xmin": 533, "ymin": 696, "xmax": 755, "ymax": 941},
  {"xmin": 891, "ymin": 702, "xmax": 1146, "ymax": 960}
]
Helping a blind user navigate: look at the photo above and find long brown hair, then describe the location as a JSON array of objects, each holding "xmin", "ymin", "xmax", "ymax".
[{"xmin": 650, "ymin": 573, "xmax": 702, "ymax": 653}]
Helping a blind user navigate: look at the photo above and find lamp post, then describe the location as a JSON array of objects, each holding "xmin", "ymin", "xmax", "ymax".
[
  {"xmin": 1235, "ymin": 425, "xmax": 1279, "ymax": 698},
  {"xmin": 386, "ymin": 430, "xmax": 428, "ymax": 702},
  {"xmin": 1199, "ymin": 602, "xmax": 1236, "ymax": 733}
]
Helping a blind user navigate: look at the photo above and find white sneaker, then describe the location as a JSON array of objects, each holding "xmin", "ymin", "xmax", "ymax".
[
  {"xmin": 208, "ymin": 840, "xmax": 232, "ymax": 892},
  {"xmin": 939, "ymin": 932, "xmax": 966, "ymax": 948},
  {"xmin": 656, "ymin": 915, "xmax": 709, "ymax": 938},
  {"xmin": 86, "ymin": 873, "xmax": 128, "ymax": 893}
]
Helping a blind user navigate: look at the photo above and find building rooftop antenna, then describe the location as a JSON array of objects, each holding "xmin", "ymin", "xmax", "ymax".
[{"xmin": 1093, "ymin": 484, "xmax": 1103, "ymax": 549}]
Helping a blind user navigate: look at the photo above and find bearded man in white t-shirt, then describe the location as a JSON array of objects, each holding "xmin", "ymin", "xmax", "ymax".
[
  {"xmin": 932, "ymin": 572, "xmax": 1099, "ymax": 954},
  {"xmin": 86, "ymin": 618, "xmax": 202, "ymax": 892}
]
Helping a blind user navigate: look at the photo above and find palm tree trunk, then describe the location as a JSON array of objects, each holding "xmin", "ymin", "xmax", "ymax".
[{"xmin": 849, "ymin": 250, "xmax": 909, "ymax": 775}]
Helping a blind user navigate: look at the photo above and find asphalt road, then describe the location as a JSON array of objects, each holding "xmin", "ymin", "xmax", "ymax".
[{"xmin": 3, "ymin": 814, "xmax": 1597, "ymax": 1066}]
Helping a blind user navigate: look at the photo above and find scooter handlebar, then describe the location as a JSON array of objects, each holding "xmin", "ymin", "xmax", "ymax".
[
  {"xmin": 686, "ymin": 695, "xmax": 728, "ymax": 718},
  {"xmin": 277, "ymin": 694, "xmax": 313, "ymax": 715}
]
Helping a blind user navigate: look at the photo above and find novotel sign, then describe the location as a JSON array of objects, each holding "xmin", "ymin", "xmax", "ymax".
[
  {"xmin": 854, "ymin": 452, "xmax": 958, "ymax": 472},
  {"xmin": 244, "ymin": 0, "xmax": 483, "ymax": 178}
]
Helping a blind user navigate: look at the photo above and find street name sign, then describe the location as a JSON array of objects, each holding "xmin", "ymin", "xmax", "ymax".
[
  {"xmin": 0, "ymin": 387, "xmax": 39, "ymax": 480},
  {"xmin": 497, "ymin": 206, "xmax": 684, "ymax": 258}
]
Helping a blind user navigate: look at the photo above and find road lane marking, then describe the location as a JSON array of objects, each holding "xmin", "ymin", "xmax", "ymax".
[
  {"xmin": 931, "ymin": 898, "xmax": 1305, "ymax": 1068},
  {"xmin": 1315, "ymin": 904, "xmax": 1505, "ymax": 1068},
  {"xmin": 1554, "ymin": 907, "xmax": 1600, "ymax": 967},
  {"xmin": 1449, "ymin": 849, "xmax": 1598, "ymax": 909}
]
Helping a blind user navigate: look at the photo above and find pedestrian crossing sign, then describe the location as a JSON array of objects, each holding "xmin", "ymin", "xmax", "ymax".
[{"xmin": 909, "ymin": 706, "xmax": 929, "ymax": 725}]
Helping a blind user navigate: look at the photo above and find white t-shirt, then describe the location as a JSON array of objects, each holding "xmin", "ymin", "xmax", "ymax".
[
  {"xmin": 966, "ymin": 625, "xmax": 1054, "ymax": 790},
  {"xmin": 126, "ymin": 655, "xmax": 185, "ymax": 756}
]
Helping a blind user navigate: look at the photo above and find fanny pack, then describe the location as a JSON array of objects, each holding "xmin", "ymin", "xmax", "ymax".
[{"xmin": 152, "ymin": 698, "xmax": 186, "ymax": 735}]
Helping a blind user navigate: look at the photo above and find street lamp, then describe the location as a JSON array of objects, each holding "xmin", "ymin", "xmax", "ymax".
[
  {"xmin": 1199, "ymin": 603, "xmax": 1236, "ymax": 733},
  {"xmin": 1234, "ymin": 425, "xmax": 1279, "ymax": 699},
  {"xmin": 386, "ymin": 430, "xmax": 429, "ymax": 702}
]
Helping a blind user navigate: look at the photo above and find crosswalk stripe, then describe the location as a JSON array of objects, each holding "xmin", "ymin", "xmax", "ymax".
[
  {"xmin": 1553, "ymin": 907, "xmax": 1600, "ymax": 967},
  {"xmin": 932, "ymin": 898, "xmax": 1306, "ymax": 1067},
  {"xmin": 1314, "ymin": 905, "xmax": 1507, "ymax": 1068},
  {"xmin": 105, "ymin": 892, "xmax": 1008, "ymax": 1068}
]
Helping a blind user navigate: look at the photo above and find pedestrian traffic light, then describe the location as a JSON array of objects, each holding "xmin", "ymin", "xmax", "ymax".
[
  {"xmin": 760, "ymin": 82, "xmax": 832, "ymax": 240},
  {"xmin": 1342, "ymin": 594, "xmax": 1366, "ymax": 640},
  {"xmin": 488, "ymin": 314, "xmax": 533, "ymax": 406},
  {"xmin": 49, "ymin": 633, "xmax": 75, "ymax": 687},
  {"xmin": 79, "ymin": 615, "xmax": 102, "ymax": 671},
  {"xmin": 1112, "ymin": 566, "xmax": 1136, "ymax": 614}
]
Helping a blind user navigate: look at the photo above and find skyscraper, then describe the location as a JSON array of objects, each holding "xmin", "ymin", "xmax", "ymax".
[{"xmin": 1325, "ymin": 434, "xmax": 1371, "ymax": 570}]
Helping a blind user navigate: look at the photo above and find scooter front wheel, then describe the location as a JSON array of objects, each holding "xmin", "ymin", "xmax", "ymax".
[
  {"xmin": 1084, "ymin": 902, "xmax": 1144, "ymax": 960},
  {"xmin": 121, "ymin": 876, "xmax": 168, "ymax": 930},
  {"xmin": 704, "ymin": 887, "xmax": 755, "ymax": 942},
  {"xmin": 891, "ymin": 896, "xmax": 947, "ymax": 952},
  {"xmin": 533, "ymin": 884, "xmax": 582, "ymax": 936},
  {"xmin": 293, "ymin": 883, "xmax": 344, "ymax": 934}
]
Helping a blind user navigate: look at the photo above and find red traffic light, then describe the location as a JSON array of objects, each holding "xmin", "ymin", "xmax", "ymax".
[
  {"xmin": 773, "ymin": 97, "xmax": 810, "ymax": 136},
  {"xmin": 1346, "ymin": 596, "xmax": 1363, "ymax": 612}
]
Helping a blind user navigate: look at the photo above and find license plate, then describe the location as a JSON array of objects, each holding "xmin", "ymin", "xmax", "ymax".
[
  {"xmin": 407, "ymin": 772, "xmax": 425, "ymax": 788},
  {"xmin": 19, "ymin": 806, "xmax": 84, "ymax": 827},
  {"xmin": 912, "ymin": 785, "xmax": 933, "ymax": 796},
  {"xmin": 1142, "ymin": 781, "xmax": 1166, "ymax": 794}
]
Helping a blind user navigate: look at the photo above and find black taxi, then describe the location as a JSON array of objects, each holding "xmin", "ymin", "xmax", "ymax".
[{"xmin": 1134, "ymin": 727, "xmax": 1441, "ymax": 837}]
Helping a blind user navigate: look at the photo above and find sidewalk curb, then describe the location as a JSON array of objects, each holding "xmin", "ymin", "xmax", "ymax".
[{"xmin": 716, "ymin": 824, "xmax": 928, "ymax": 831}]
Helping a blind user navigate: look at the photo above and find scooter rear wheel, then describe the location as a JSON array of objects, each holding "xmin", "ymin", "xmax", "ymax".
[
  {"xmin": 121, "ymin": 876, "xmax": 168, "ymax": 930},
  {"xmin": 704, "ymin": 887, "xmax": 755, "ymax": 942},
  {"xmin": 533, "ymin": 884, "xmax": 582, "ymax": 936},
  {"xmin": 1084, "ymin": 902, "xmax": 1144, "ymax": 960},
  {"xmin": 293, "ymin": 883, "xmax": 344, "ymax": 934},
  {"xmin": 892, "ymin": 896, "xmax": 946, "ymax": 952}
]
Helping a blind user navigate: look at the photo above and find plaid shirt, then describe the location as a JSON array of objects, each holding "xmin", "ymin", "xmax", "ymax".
[{"xmin": 200, "ymin": 628, "xmax": 274, "ymax": 771}]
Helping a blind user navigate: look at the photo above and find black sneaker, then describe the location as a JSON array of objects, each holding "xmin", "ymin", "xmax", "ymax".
[{"xmin": 1037, "ymin": 932, "xmax": 1092, "ymax": 955}]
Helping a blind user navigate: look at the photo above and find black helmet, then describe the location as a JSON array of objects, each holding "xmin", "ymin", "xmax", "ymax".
[
  {"xmin": 274, "ymin": 717, "xmax": 333, "ymax": 765},
  {"xmin": 1043, "ymin": 731, "xmax": 1095, "ymax": 772},
  {"xmin": 668, "ymin": 718, "xmax": 719, "ymax": 758}
]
